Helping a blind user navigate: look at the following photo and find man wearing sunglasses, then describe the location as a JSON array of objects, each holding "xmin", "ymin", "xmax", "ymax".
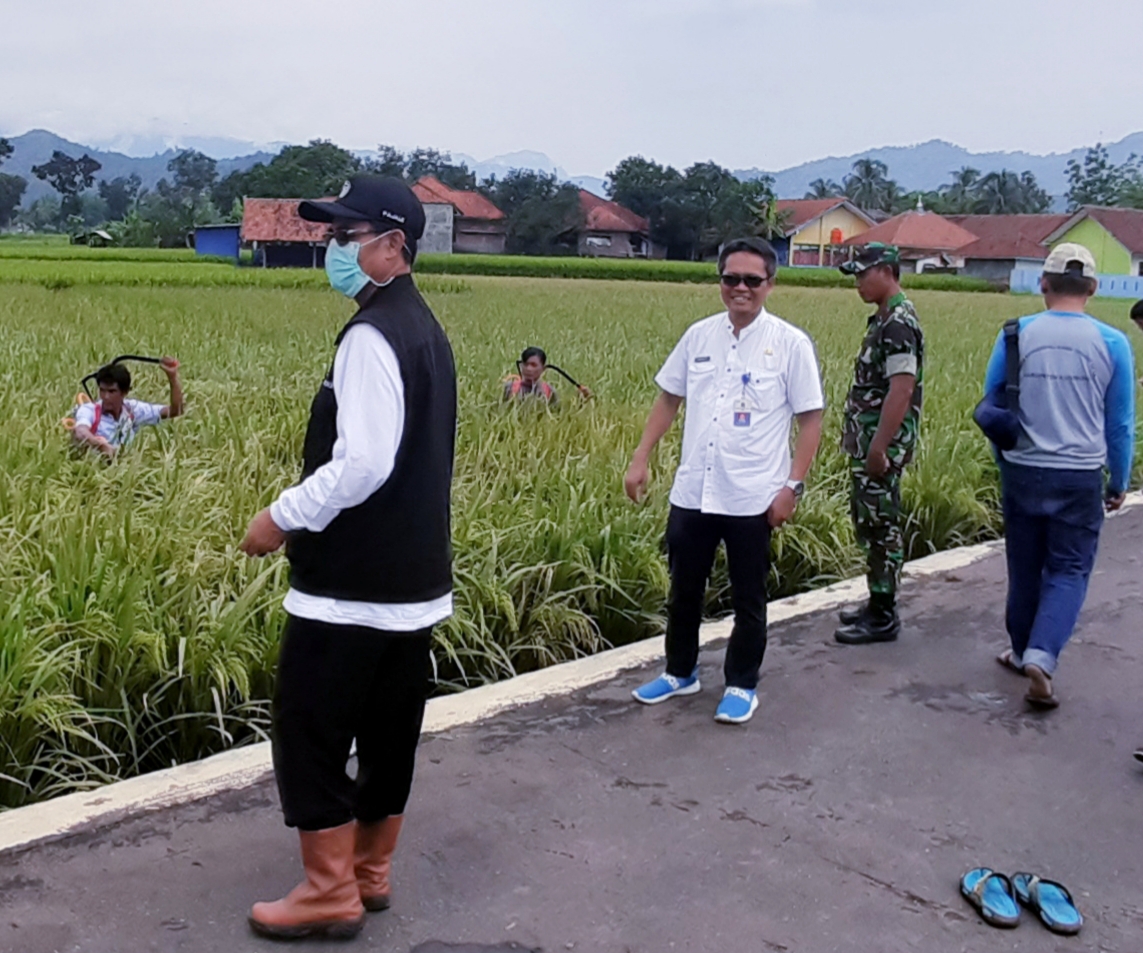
[
  {"xmin": 624, "ymin": 236, "xmax": 825, "ymax": 725},
  {"xmin": 239, "ymin": 176, "xmax": 456, "ymax": 939},
  {"xmin": 834, "ymin": 243, "xmax": 924, "ymax": 645}
]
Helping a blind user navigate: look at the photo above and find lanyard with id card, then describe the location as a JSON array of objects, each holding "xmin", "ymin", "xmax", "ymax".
[{"xmin": 733, "ymin": 372, "xmax": 752, "ymax": 427}]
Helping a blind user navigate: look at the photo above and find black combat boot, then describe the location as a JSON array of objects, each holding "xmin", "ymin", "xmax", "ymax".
[
  {"xmin": 835, "ymin": 593, "xmax": 899, "ymax": 644},
  {"xmin": 838, "ymin": 601, "xmax": 868, "ymax": 625}
]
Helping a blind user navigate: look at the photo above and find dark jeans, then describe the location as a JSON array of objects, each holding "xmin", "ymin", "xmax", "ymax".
[
  {"xmin": 1000, "ymin": 463, "xmax": 1103, "ymax": 676},
  {"xmin": 271, "ymin": 615, "xmax": 433, "ymax": 831},
  {"xmin": 665, "ymin": 506, "xmax": 771, "ymax": 690}
]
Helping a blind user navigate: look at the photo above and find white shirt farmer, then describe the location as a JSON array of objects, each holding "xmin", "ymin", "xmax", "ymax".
[
  {"xmin": 655, "ymin": 309, "xmax": 824, "ymax": 517},
  {"xmin": 74, "ymin": 398, "xmax": 165, "ymax": 447}
]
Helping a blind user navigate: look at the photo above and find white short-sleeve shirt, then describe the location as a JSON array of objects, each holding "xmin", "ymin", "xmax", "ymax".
[
  {"xmin": 655, "ymin": 309, "xmax": 824, "ymax": 517},
  {"xmin": 74, "ymin": 398, "xmax": 165, "ymax": 447}
]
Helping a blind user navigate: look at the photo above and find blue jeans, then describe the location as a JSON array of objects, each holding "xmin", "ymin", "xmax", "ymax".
[{"xmin": 1000, "ymin": 463, "xmax": 1103, "ymax": 675}]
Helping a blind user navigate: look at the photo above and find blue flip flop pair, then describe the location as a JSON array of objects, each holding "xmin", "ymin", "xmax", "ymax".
[{"xmin": 959, "ymin": 867, "xmax": 1083, "ymax": 935}]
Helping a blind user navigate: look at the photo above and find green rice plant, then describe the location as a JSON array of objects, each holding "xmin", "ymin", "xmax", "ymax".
[
  {"xmin": 0, "ymin": 245, "xmax": 222, "ymax": 263},
  {"xmin": 416, "ymin": 254, "xmax": 996, "ymax": 291},
  {"xmin": 0, "ymin": 258, "xmax": 471, "ymax": 294},
  {"xmin": 0, "ymin": 274, "xmax": 1139, "ymax": 808},
  {"xmin": 0, "ymin": 249, "xmax": 994, "ymax": 291}
]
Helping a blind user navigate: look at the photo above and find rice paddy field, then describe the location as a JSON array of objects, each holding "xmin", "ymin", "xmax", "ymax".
[{"xmin": 1, "ymin": 247, "xmax": 1139, "ymax": 808}]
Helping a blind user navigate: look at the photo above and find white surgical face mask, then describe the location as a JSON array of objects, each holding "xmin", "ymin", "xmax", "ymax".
[{"xmin": 324, "ymin": 230, "xmax": 395, "ymax": 298}]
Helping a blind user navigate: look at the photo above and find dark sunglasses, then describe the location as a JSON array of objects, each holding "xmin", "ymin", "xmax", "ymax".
[{"xmin": 719, "ymin": 272, "xmax": 770, "ymax": 289}]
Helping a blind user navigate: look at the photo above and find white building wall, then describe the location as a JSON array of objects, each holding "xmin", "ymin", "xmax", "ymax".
[{"xmin": 420, "ymin": 203, "xmax": 454, "ymax": 255}]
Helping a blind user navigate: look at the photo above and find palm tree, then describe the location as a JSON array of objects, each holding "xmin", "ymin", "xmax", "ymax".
[
  {"xmin": 941, "ymin": 167, "xmax": 980, "ymax": 213},
  {"xmin": 752, "ymin": 200, "xmax": 792, "ymax": 240},
  {"xmin": 973, "ymin": 170, "xmax": 1024, "ymax": 214},
  {"xmin": 843, "ymin": 159, "xmax": 893, "ymax": 211},
  {"xmin": 804, "ymin": 178, "xmax": 843, "ymax": 199}
]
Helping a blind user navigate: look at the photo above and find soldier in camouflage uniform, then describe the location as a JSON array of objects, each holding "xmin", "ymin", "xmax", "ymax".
[{"xmin": 834, "ymin": 244, "xmax": 924, "ymax": 644}]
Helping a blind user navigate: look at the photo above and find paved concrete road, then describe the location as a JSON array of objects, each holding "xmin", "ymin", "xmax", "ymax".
[{"xmin": 3, "ymin": 509, "xmax": 1142, "ymax": 953}]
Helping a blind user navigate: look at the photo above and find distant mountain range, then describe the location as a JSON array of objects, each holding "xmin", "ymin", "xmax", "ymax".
[
  {"xmin": 1, "ymin": 130, "xmax": 276, "ymax": 207},
  {"xmin": 4, "ymin": 127, "xmax": 1143, "ymax": 208},
  {"xmin": 741, "ymin": 134, "xmax": 1143, "ymax": 201}
]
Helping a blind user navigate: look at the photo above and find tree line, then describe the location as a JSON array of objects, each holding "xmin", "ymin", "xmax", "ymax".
[
  {"xmin": 804, "ymin": 159, "xmax": 1052, "ymax": 215},
  {"xmin": 4, "ymin": 137, "xmax": 1143, "ymax": 257}
]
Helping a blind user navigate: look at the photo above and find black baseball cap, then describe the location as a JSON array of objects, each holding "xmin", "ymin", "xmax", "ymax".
[{"xmin": 299, "ymin": 175, "xmax": 426, "ymax": 258}]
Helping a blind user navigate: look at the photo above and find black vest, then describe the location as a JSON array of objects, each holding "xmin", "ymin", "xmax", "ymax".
[{"xmin": 286, "ymin": 275, "xmax": 457, "ymax": 603}]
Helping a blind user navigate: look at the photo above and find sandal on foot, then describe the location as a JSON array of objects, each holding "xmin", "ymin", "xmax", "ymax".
[
  {"xmin": 959, "ymin": 868, "xmax": 1020, "ymax": 929},
  {"xmin": 1011, "ymin": 872, "xmax": 1083, "ymax": 935},
  {"xmin": 1024, "ymin": 665, "xmax": 1059, "ymax": 709},
  {"xmin": 996, "ymin": 650, "xmax": 1025, "ymax": 676}
]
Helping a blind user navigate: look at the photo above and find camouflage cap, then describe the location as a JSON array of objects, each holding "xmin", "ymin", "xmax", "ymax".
[{"xmin": 839, "ymin": 243, "xmax": 901, "ymax": 275}]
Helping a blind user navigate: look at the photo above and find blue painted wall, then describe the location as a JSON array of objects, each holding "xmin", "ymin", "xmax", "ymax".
[
  {"xmin": 1010, "ymin": 266, "xmax": 1143, "ymax": 299},
  {"xmin": 195, "ymin": 225, "xmax": 241, "ymax": 260}
]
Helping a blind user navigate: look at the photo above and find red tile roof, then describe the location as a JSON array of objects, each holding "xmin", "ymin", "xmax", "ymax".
[
  {"xmin": 842, "ymin": 209, "xmax": 979, "ymax": 253},
  {"xmin": 774, "ymin": 198, "xmax": 873, "ymax": 234},
  {"xmin": 241, "ymin": 198, "xmax": 329, "ymax": 243},
  {"xmin": 412, "ymin": 176, "xmax": 504, "ymax": 221},
  {"xmin": 1045, "ymin": 205, "xmax": 1143, "ymax": 255},
  {"xmin": 578, "ymin": 190, "xmax": 648, "ymax": 233},
  {"xmin": 946, "ymin": 214, "xmax": 1070, "ymax": 260}
]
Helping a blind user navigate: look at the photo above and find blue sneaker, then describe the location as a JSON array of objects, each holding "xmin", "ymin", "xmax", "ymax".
[
  {"xmin": 632, "ymin": 670, "xmax": 700, "ymax": 705},
  {"xmin": 714, "ymin": 687, "xmax": 758, "ymax": 724}
]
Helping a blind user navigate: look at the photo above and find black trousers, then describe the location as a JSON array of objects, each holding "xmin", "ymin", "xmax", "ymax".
[
  {"xmin": 271, "ymin": 614, "xmax": 433, "ymax": 831},
  {"xmin": 664, "ymin": 506, "xmax": 771, "ymax": 690}
]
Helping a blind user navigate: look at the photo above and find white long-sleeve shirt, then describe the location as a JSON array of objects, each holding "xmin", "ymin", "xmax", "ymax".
[{"xmin": 270, "ymin": 322, "xmax": 453, "ymax": 631}]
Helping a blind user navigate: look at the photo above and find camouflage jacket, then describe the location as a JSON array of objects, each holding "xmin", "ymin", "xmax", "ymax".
[{"xmin": 841, "ymin": 293, "xmax": 924, "ymax": 465}]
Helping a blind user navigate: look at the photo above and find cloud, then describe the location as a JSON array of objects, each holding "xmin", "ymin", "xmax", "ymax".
[{"xmin": 2, "ymin": 0, "xmax": 1142, "ymax": 176}]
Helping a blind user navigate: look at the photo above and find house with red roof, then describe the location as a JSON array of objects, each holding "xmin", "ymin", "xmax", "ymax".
[
  {"xmin": 411, "ymin": 176, "xmax": 506, "ymax": 254},
  {"xmin": 570, "ymin": 190, "xmax": 664, "ymax": 258},
  {"xmin": 241, "ymin": 197, "xmax": 331, "ymax": 268},
  {"xmin": 842, "ymin": 204, "xmax": 979, "ymax": 273},
  {"xmin": 773, "ymin": 198, "xmax": 875, "ymax": 267},
  {"xmin": 945, "ymin": 214, "xmax": 1070, "ymax": 282},
  {"xmin": 1041, "ymin": 206, "xmax": 1143, "ymax": 276}
]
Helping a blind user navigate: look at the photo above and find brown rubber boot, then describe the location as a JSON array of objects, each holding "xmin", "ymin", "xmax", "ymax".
[
  {"xmin": 355, "ymin": 815, "xmax": 404, "ymax": 912},
  {"xmin": 249, "ymin": 822, "xmax": 366, "ymax": 940}
]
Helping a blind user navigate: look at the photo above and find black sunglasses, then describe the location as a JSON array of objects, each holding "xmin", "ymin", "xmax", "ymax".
[{"xmin": 719, "ymin": 272, "xmax": 770, "ymax": 289}]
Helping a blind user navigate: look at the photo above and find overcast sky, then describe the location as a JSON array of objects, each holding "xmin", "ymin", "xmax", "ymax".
[{"xmin": 3, "ymin": 0, "xmax": 1141, "ymax": 175}]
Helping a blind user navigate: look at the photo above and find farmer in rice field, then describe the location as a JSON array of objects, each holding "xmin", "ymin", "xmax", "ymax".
[
  {"xmin": 624, "ymin": 236, "xmax": 825, "ymax": 725},
  {"xmin": 240, "ymin": 176, "xmax": 456, "ymax": 940},
  {"xmin": 71, "ymin": 358, "xmax": 184, "ymax": 459},
  {"xmin": 503, "ymin": 345, "xmax": 593, "ymax": 404},
  {"xmin": 984, "ymin": 244, "xmax": 1133, "ymax": 709},
  {"xmin": 834, "ymin": 243, "xmax": 924, "ymax": 646}
]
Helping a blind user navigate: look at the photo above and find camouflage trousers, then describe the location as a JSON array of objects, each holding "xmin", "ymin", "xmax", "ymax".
[{"xmin": 849, "ymin": 459, "xmax": 904, "ymax": 599}]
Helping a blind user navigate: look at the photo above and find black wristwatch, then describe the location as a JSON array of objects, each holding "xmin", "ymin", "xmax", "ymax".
[{"xmin": 785, "ymin": 479, "xmax": 805, "ymax": 501}]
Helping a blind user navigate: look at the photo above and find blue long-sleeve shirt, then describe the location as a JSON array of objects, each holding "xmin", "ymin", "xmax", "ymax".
[{"xmin": 983, "ymin": 309, "xmax": 1135, "ymax": 493}]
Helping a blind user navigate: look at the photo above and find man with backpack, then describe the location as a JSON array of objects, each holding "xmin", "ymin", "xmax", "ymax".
[{"xmin": 985, "ymin": 243, "xmax": 1134, "ymax": 709}]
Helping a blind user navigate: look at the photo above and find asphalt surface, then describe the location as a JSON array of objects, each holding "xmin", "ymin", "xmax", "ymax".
[{"xmin": 2, "ymin": 508, "xmax": 1142, "ymax": 953}]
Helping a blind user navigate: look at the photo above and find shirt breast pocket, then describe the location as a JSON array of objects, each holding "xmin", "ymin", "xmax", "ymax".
[
  {"xmin": 686, "ymin": 358, "xmax": 717, "ymax": 396},
  {"xmin": 747, "ymin": 368, "xmax": 785, "ymax": 412}
]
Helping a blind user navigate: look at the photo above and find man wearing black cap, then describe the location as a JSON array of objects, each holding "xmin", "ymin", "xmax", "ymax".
[
  {"xmin": 835, "ymin": 243, "xmax": 924, "ymax": 645},
  {"xmin": 240, "ymin": 176, "xmax": 456, "ymax": 940}
]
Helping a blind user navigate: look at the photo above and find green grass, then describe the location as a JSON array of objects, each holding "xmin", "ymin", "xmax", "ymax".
[
  {"xmin": 0, "ymin": 244, "xmax": 996, "ymax": 291},
  {"xmin": 415, "ymin": 254, "xmax": 997, "ymax": 291},
  {"xmin": 0, "ymin": 264, "xmax": 1138, "ymax": 808}
]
